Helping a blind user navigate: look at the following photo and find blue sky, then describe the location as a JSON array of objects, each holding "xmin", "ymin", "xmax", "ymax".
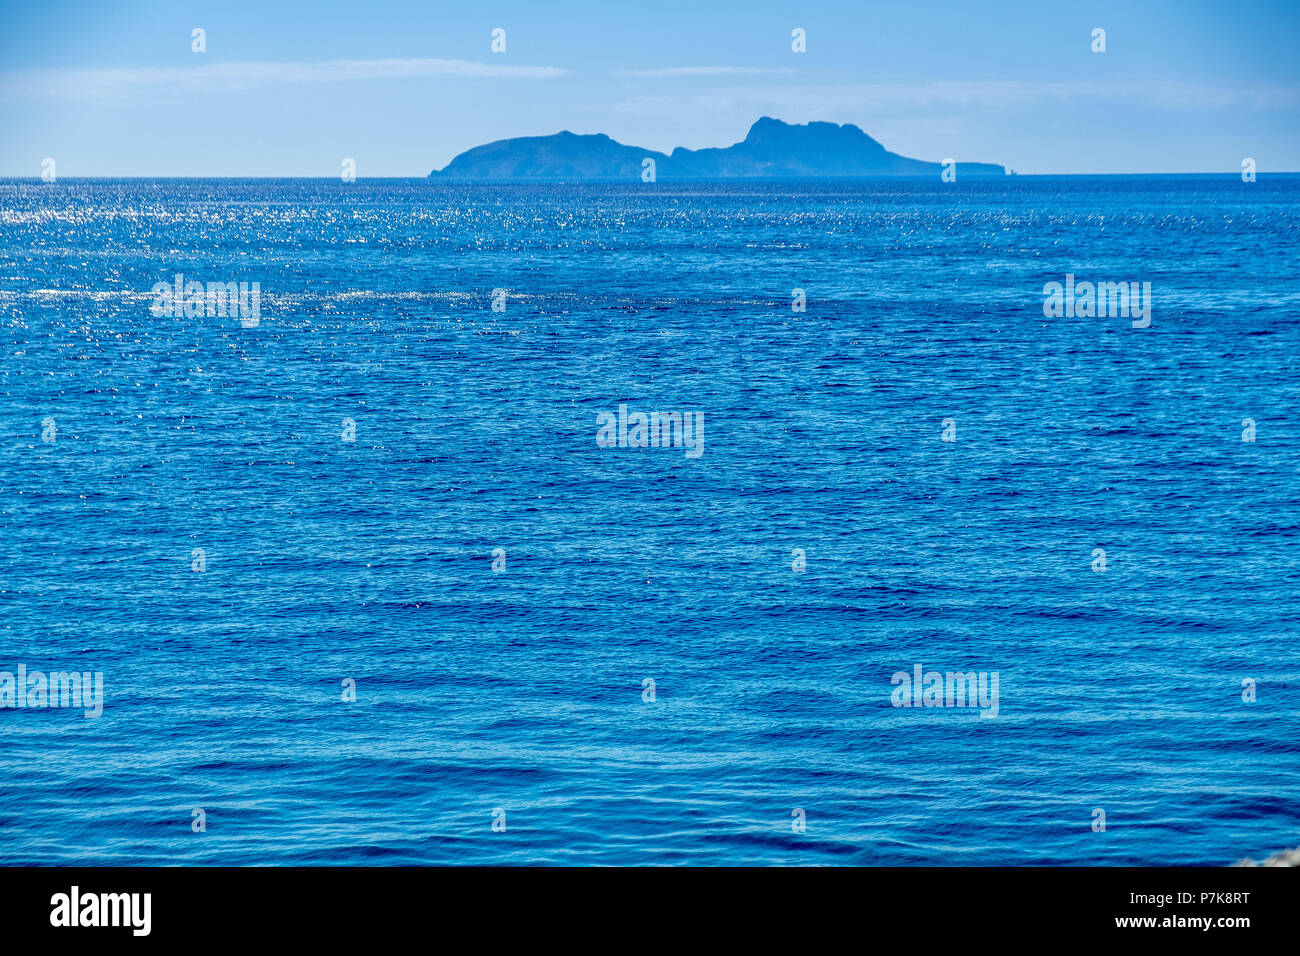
[{"xmin": 1, "ymin": 0, "xmax": 1297, "ymax": 175}]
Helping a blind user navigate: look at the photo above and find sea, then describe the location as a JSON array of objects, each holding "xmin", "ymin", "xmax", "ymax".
[{"xmin": 1, "ymin": 175, "xmax": 1297, "ymax": 865}]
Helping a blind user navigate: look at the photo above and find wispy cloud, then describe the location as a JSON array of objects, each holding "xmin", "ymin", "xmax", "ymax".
[
  {"xmin": 0, "ymin": 58, "xmax": 570, "ymax": 100},
  {"xmin": 615, "ymin": 66, "xmax": 795, "ymax": 78}
]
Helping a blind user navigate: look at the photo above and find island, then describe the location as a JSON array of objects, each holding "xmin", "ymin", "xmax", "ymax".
[{"xmin": 429, "ymin": 117, "xmax": 1007, "ymax": 180}]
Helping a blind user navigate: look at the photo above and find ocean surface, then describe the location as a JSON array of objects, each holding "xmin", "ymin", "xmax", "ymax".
[{"xmin": 1, "ymin": 176, "xmax": 1297, "ymax": 866}]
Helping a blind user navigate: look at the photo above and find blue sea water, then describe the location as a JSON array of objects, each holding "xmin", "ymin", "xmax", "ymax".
[{"xmin": 1, "ymin": 176, "xmax": 1298, "ymax": 866}]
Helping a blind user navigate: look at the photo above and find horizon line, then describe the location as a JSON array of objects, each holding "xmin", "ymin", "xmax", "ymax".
[{"xmin": 3, "ymin": 172, "xmax": 1298, "ymax": 180}]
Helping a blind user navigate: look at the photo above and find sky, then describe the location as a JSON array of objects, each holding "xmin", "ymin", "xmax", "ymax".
[{"xmin": 0, "ymin": 0, "xmax": 1297, "ymax": 176}]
